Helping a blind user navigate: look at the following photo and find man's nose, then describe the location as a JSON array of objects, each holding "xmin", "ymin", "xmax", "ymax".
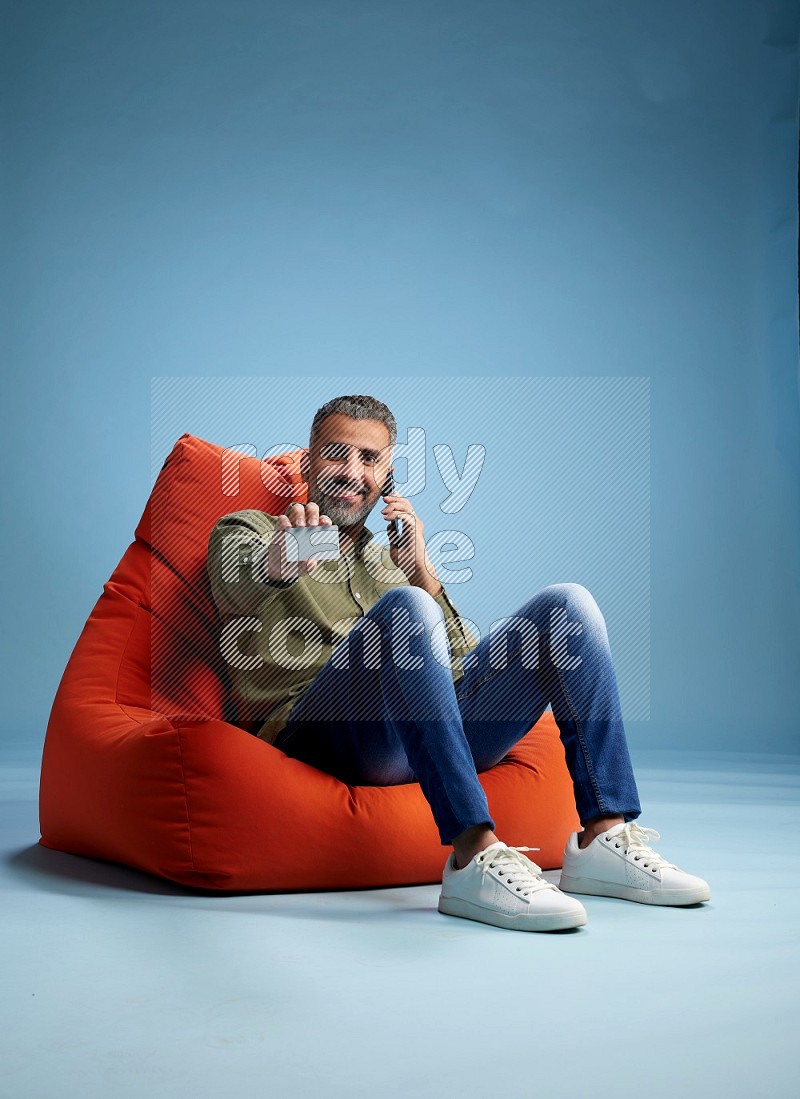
[{"xmin": 342, "ymin": 453, "xmax": 367, "ymax": 484}]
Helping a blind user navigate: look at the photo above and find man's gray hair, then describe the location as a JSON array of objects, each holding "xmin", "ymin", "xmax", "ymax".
[{"xmin": 309, "ymin": 394, "xmax": 397, "ymax": 449}]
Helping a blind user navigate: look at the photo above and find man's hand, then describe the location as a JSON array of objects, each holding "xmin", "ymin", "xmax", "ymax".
[
  {"xmin": 381, "ymin": 492, "xmax": 442, "ymax": 597},
  {"xmin": 267, "ymin": 502, "xmax": 334, "ymax": 584}
]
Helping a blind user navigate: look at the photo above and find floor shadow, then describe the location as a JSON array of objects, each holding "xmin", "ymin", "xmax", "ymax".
[
  {"xmin": 6, "ymin": 843, "xmax": 445, "ymax": 910},
  {"xmin": 8, "ymin": 844, "xmax": 198, "ymax": 897}
]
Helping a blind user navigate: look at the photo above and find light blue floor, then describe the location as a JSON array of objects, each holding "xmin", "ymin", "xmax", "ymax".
[{"xmin": 2, "ymin": 741, "xmax": 798, "ymax": 1099}]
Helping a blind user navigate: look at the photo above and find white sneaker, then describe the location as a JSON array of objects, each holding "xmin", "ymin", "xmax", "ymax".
[
  {"xmin": 438, "ymin": 841, "xmax": 587, "ymax": 932},
  {"xmin": 559, "ymin": 821, "xmax": 711, "ymax": 906}
]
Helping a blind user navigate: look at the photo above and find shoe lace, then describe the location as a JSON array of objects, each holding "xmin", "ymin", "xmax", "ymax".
[
  {"xmin": 610, "ymin": 822, "xmax": 677, "ymax": 872},
  {"xmin": 476, "ymin": 846, "xmax": 556, "ymax": 897}
]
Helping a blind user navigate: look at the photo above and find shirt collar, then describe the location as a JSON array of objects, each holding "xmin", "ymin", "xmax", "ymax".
[{"xmin": 354, "ymin": 525, "xmax": 374, "ymax": 557}]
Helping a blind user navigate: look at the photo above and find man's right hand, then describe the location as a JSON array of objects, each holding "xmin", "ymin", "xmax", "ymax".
[{"xmin": 266, "ymin": 502, "xmax": 334, "ymax": 584}]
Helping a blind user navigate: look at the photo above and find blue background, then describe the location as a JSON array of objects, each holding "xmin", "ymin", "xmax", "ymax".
[{"xmin": 4, "ymin": 0, "xmax": 799, "ymax": 753}]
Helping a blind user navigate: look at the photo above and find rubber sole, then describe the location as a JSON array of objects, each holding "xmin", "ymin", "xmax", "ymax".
[
  {"xmin": 438, "ymin": 893, "xmax": 587, "ymax": 932},
  {"xmin": 559, "ymin": 874, "xmax": 711, "ymax": 906}
]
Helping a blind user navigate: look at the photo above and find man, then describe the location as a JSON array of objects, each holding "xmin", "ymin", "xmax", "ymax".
[{"xmin": 207, "ymin": 394, "xmax": 710, "ymax": 932}]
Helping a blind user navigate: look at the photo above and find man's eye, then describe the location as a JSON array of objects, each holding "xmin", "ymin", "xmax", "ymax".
[
  {"xmin": 362, "ymin": 454, "xmax": 377, "ymax": 464},
  {"xmin": 319, "ymin": 444, "xmax": 348, "ymax": 461}
]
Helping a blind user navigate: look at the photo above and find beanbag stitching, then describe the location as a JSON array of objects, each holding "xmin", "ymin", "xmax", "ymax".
[
  {"xmin": 113, "ymin": 596, "xmax": 146, "ymax": 709},
  {"xmin": 116, "ymin": 701, "xmax": 197, "ymax": 873},
  {"xmin": 173, "ymin": 726, "xmax": 196, "ymax": 871}
]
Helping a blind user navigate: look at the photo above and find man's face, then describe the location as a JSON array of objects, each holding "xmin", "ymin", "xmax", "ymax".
[{"xmin": 307, "ymin": 413, "xmax": 393, "ymax": 530}]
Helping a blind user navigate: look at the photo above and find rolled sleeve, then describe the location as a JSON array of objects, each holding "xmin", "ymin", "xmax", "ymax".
[
  {"xmin": 207, "ymin": 510, "xmax": 294, "ymax": 618},
  {"xmin": 432, "ymin": 584, "xmax": 480, "ymax": 659}
]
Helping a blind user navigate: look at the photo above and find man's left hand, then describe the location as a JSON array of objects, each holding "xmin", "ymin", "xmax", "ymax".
[{"xmin": 381, "ymin": 492, "xmax": 442, "ymax": 597}]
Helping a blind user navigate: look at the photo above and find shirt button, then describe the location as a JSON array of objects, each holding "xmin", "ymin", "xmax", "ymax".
[{"xmin": 354, "ymin": 591, "xmax": 361, "ymax": 600}]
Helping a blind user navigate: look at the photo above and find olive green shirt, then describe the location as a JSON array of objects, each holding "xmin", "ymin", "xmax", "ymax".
[{"xmin": 207, "ymin": 509, "xmax": 479, "ymax": 744}]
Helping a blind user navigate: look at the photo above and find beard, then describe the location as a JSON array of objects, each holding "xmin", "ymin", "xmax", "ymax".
[{"xmin": 311, "ymin": 475, "xmax": 378, "ymax": 528}]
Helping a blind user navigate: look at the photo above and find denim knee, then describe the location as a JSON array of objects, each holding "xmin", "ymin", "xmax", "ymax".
[
  {"xmin": 508, "ymin": 584, "xmax": 609, "ymax": 667},
  {"xmin": 537, "ymin": 582, "xmax": 597, "ymax": 610},
  {"xmin": 369, "ymin": 586, "xmax": 450, "ymax": 669},
  {"xmin": 527, "ymin": 583, "xmax": 605, "ymax": 626}
]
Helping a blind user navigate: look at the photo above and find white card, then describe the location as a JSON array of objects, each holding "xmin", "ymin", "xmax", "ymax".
[{"xmin": 282, "ymin": 524, "xmax": 341, "ymax": 562}]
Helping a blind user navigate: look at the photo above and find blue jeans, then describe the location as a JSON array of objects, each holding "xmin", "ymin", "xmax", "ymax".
[{"xmin": 273, "ymin": 583, "xmax": 642, "ymax": 846}]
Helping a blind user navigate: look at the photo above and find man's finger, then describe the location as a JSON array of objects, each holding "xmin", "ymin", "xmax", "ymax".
[{"xmin": 285, "ymin": 501, "xmax": 306, "ymax": 525}]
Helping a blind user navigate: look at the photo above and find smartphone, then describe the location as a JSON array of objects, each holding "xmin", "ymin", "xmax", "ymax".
[
  {"xmin": 282, "ymin": 524, "xmax": 341, "ymax": 562},
  {"xmin": 383, "ymin": 468, "xmax": 402, "ymax": 541}
]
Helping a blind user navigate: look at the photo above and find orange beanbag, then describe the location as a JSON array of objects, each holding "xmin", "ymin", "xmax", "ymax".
[{"xmin": 38, "ymin": 433, "xmax": 579, "ymax": 891}]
